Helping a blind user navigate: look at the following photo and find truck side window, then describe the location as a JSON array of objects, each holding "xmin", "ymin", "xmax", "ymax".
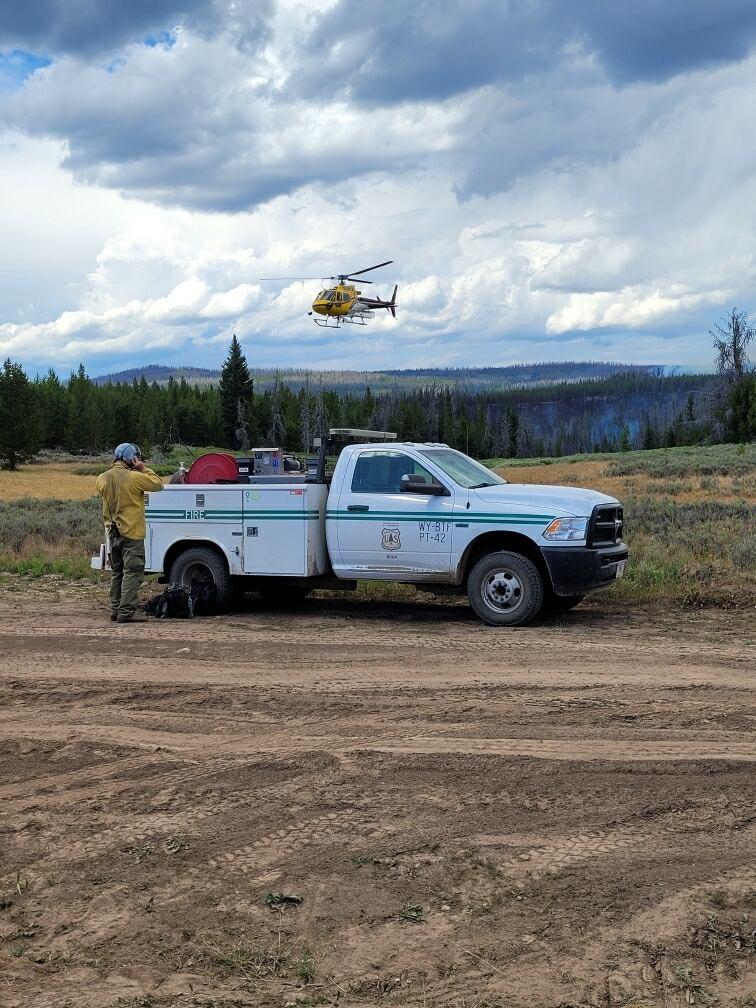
[{"xmin": 351, "ymin": 451, "xmax": 435, "ymax": 494}]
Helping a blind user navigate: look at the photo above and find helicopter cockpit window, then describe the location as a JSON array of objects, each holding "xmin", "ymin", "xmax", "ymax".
[
  {"xmin": 338, "ymin": 292, "xmax": 349, "ymax": 302},
  {"xmin": 325, "ymin": 290, "xmax": 337, "ymax": 301},
  {"xmin": 316, "ymin": 290, "xmax": 327, "ymax": 300}
]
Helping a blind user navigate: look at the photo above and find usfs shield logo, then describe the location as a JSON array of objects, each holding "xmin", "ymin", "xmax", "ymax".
[{"xmin": 382, "ymin": 525, "xmax": 401, "ymax": 551}]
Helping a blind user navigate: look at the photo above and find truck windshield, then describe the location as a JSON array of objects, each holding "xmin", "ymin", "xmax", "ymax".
[{"xmin": 419, "ymin": 448, "xmax": 507, "ymax": 489}]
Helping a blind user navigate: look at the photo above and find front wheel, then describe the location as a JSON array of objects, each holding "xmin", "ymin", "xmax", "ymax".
[
  {"xmin": 467, "ymin": 550, "xmax": 544, "ymax": 627},
  {"xmin": 169, "ymin": 546, "xmax": 233, "ymax": 611}
]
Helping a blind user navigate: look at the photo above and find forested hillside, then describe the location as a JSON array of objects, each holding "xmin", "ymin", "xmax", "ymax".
[
  {"xmin": 0, "ymin": 363, "xmax": 731, "ymax": 462},
  {"xmin": 95, "ymin": 361, "xmax": 666, "ymax": 394}
]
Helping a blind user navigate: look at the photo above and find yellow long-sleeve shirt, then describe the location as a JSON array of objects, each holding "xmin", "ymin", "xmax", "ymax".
[{"xmin": 96, "ymin": 461, "xmax": 164, "ymax": 540}]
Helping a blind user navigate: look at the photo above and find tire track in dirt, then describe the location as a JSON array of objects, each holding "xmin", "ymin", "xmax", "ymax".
[{"xmin": 4, "ymin": 716, "xmax": 755, "ymax": 764}]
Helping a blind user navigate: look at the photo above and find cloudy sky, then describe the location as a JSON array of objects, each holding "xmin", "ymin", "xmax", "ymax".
[{"xmin": 1, "ymin": 0, "xmax": 755, "ymax": 376}]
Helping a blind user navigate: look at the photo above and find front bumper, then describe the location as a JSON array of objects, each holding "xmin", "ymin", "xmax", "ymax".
[{"xmin": 541, "ymin": 542, "xmax": 629, "ymax": 596}]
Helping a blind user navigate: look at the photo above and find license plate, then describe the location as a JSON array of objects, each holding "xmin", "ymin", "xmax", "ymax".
[{"xmin": 615, "ymin": 560, "xmax": 627, "ymax": 579}]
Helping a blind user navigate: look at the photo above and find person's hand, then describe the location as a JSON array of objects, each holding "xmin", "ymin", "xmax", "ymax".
[{"xmin": 133, "ymin": 458, "xmax": 146, "ymax": 472}]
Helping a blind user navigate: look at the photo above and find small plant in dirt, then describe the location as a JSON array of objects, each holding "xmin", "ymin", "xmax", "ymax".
[
  {"xmin": 398, "ymin": 903, "xmax": 425, "ymax": 923},
  {"xmin": 265, "ymin": 891, "xmax": 303, "ymax": 911},
  {"xmin": 161, "ymin": 835, "xmax": 189, "ymax": 854},
  {"xmin": 120, "ymin": 841, "xmax": 155, "ymax": 863},
  {"xmin": 199, "ymin": 935, "xmax": 287, "ymax": 980},
  {"xmin": 671, "ymin": 962, "xmax": 716, "ymax": 1005},
  {"xmin": 293, "ymin": 948, "xmax": 316, "ymax": 984},
  {"xmin": 691, "ymin": 915, "xmax": 756, "ymax": 955}
]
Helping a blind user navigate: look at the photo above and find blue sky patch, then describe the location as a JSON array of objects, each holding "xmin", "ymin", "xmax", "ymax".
[
  {"xmin": 144, "ymin": 31, "xmax": 177, "ymax": 50},
  {"xmin": 0, "ymin": 50, "xmax": 51, "ymax": 92}
]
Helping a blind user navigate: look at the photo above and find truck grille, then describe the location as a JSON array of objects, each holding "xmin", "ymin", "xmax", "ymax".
[{"xmin": 588, "ymin": 505, "xmax": 624, "ymax": 547}]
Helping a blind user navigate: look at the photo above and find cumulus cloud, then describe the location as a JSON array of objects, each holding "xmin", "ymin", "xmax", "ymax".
[
  {"xmin": 0, "ymin": 0, "xmax": 273, "ymax": 56},
  {"xmin": 4, "ymin": 32, "xmax": 461, "ymax": 212},
  {"xmin": 0, "ymin": 275, "xmax": 261, "ymax": 361},
  {"xmin": 1, "ymin": 0, "xmax": 756, "ymax": 375},
  {"xmin": 294, "ymin": 0, "xmax": 756, "ymax": 105}
]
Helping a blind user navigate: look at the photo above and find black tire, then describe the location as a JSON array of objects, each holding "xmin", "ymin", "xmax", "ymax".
[
  {"xmin": 543, "ymin": 592, "xmax": 585, "ymax": 613},
  {"xmin": 169, "ymin": 546, "xmax": 233, "ymax": 610},
  {"xmin": 257, "ymin": 582, "xmax": 312, "ymax": 606},
  {"xmin": 467, "ymin": 550, "xmax": 544, "ymax": 627}
]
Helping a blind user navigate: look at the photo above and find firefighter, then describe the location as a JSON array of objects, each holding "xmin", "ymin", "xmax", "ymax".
[{"xmin": 96, "ymin": 443, "xmax": 164, "ymax": 623}]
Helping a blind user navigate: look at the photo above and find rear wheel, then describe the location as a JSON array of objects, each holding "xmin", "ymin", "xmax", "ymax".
[
  {"xmin": 467, "ymin": 550, "xmax": 544, "ymax": 627},
  {"xmin": 169, "ymin": 546, "xmax": 233, "ymax": 610}
]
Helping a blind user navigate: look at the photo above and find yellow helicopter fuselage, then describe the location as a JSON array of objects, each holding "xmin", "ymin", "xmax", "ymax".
[{"xmin": 312, "ymin": 283, "xmax": 358, "ymax": 317}]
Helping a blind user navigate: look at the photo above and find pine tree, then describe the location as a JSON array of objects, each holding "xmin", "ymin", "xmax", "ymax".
[
  {"xmin": 65, "ymin": 364, "xmax": 101, "ymax": 452},
  {"xmin": 267, "ymin": 375, "xmax": 286, "ymax": 445},
  {"xmin": 299, "ymin": 376, "xmax": 312, "ymax": 452},
  {"xmin": 218, "ymin": 335, "xmax": 253, "ymax": 448},
  {"xmin": 36, "ymin": 369, "xmax": 67, "ymax": 449},
  {"xmin": 641, "ymin": 415, "xmax": 657, "ymax": 450},
  {"xmin": 619, "ymin": 424, "xmax": 632, "ymax": 452},
  {"xmin": 728, "ymin": 374, "xmax": 756, "ymax": 441},
  {"xmin": 685, "ymin": 393, "xmax": 695, "ymax": 423},
  {"xmin": 365, "ymin": 385, "xmax": 376, "ymax": 423},
  {"xmin": 0, "ymin": 359, "xmax": 42, "ymax": 469},
  {"xmin": 506, "ymin": 407, "xmax": 520, "ymax": 458}
]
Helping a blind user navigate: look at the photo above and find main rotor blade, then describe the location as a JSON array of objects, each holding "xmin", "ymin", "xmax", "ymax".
[
  {"xmin": 345, "ymin": 260, "xmax": 393, "ymax": 278},
  {"xmin": 258, "ymin": 276, "xmax": 326, "ymax": 281},
  {"xmin": 329, "ymin": 275, "xmax": 373, "ymax": 284}
]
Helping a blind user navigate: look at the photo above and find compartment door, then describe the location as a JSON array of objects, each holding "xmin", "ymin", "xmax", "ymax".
[{"xmin": 243, "ymin": 487, "xmax": 307, "ymax": 575}]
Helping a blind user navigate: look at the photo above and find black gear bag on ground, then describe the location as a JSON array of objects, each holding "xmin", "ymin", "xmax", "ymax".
[{"xmin": 145, "ymin": 579, "xmax": 218, "ymax": 619}]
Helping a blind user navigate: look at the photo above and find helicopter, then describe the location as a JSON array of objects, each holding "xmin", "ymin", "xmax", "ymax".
[{"xmin": 261, "ymin": 261, "xmax": 398, "ymax": 327}]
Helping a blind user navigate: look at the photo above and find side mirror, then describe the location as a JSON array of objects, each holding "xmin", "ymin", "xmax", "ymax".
[{"xmin": 400, "ymin": 474, "xmax": 449, "ymax": 496}]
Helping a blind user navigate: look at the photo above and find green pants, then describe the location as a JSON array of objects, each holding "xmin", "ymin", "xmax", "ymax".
[{"xmin": 109, "ymin": 533, "xmax": 146, "ymax": 618}]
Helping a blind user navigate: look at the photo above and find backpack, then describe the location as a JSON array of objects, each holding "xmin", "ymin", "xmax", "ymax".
[
  {"xmin": 146, "ymin": 585, "xmax": 193, "ymax": 619},
  {"xmin": 145, "ymin": 579, "xmax": 218, "ymax": 619},
  {"xmin": 189, "ymin": 576, "xmax": 217, "ymax": 616}
]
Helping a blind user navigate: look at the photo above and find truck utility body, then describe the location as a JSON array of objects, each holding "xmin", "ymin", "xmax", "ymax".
[{"xmin": 140, "ymin": 436, "xmax": 628, "ymax": 626}]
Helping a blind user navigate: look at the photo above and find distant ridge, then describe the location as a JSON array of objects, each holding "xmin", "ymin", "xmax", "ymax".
[
  {"xmin": 94, "ymin": 361, "xmax": 670, "ymax": 394},
  {"xmin": 94, "ymin": 364, "xmax": 218, "ymax": 385}
]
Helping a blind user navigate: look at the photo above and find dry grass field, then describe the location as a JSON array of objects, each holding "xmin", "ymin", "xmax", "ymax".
[{"xmin": 0, "ymin": 461, "xmax": 100, "ymax": 501}]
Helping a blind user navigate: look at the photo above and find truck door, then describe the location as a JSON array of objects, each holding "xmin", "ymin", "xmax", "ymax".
[{"xmin": 333, "ymin": 449, "xmax": 456, "ymax": 579}]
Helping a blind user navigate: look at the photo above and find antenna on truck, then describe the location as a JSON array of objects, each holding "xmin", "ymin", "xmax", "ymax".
[{"xmin": 307, "ymin": 428, "xmax": 398, "ymax": 483}]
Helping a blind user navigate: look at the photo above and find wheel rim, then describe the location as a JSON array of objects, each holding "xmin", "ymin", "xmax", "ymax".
[
  {"xmin": 179, "ymin": 561, "xmax": 214, "ymax": 590},
  {"xmin": 482, "ymin": 568, "xmax": 524, "ymax": 613}
]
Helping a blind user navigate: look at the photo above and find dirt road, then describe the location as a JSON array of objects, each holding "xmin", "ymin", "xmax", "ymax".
[{"xmin": 0, "ymin": 581, "xmax": 754, "ymax": 1007}]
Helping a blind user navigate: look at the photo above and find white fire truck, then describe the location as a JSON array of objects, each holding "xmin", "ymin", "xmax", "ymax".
[{"xmin": 95, "ymin": 430, "xmax": 628, "ymax": 626}]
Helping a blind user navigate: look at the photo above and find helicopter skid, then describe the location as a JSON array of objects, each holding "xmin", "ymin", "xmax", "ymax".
[{"xmin": 313, "ymin": 312, "xmax": 372, "ymax": 327}]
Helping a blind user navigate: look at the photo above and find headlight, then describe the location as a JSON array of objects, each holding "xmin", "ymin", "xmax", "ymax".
[{"xmin": 543, "ymin": 517, "xmax": 589, "ymax": 541}]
